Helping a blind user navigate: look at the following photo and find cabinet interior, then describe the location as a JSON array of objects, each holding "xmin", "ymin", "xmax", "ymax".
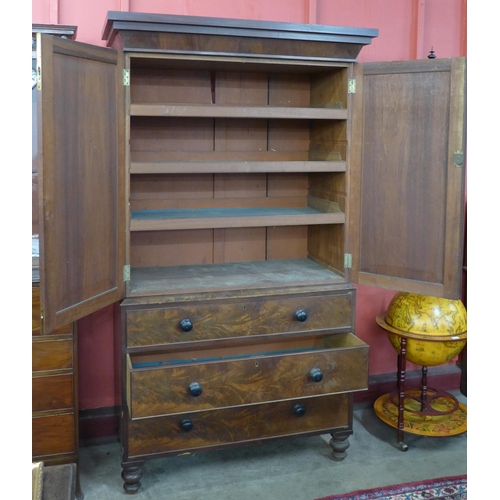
[{"xmin": 127, "ymin": 56, "xmax": 350, "ymax": 296}]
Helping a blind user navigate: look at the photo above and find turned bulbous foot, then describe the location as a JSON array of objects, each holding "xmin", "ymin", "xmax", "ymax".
[
  {"xmin": 121, "ymin": 463, "xmax": 144, "ymax": 494},
  {"xmin": 330, "ymin": 435, "xmax": 350, "ymax": 461}
]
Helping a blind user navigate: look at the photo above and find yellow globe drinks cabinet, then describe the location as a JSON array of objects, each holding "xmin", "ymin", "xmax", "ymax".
[{"xmin": 375, "ymin": 292, "xmax": 467, "ymax": 450}]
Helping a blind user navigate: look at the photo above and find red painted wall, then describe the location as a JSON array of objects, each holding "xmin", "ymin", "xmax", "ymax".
[{"xmin": 32, "ymin": 0, "xmax": 467, "ymax": 411}]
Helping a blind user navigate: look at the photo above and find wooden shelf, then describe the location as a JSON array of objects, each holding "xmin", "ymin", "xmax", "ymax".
[
  {"xmin": 129, "ymin": 258, "xmax": 344, "ymax": 296},
  {"xmin": 130, "ymin": 199, "xmax": 344, "ymax": 231},
  {"xmin": 130, "ymin": 104, "xmax": 348, "ymax": 120},
  {"xmin": 130, "ymin": 160, "xmax": 347, "ymax": 174}
]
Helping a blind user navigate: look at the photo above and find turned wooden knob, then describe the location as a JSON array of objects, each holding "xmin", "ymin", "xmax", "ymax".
[
  {"xmin": 293, "ymin": 404, "xmax": 306, "ymax": 417},
  {"xmin": 188, "ymin": 382, "xmax": 203, "ymax": 397},
  {"xmin": 295, "ymin": 310, "xmax": 308, "ymax": 322},
  {"xmin": 309, "ymin": 368, "xmax": 323, "ymax": 382},
  {"xmin": 180, "ymin": 419, "xmax": 193, "ymax": 432},
  {"xmin": 180, "ymin": 319, "xmax": 193, "ymax": 332}
]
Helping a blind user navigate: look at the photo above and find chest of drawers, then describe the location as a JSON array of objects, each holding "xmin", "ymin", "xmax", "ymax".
[
  {"xmin": 120, "ymin": 284, "xmax": 368, "ymax": 492},
  {"xmin": 32, "ymin": 284, "xmax": 81, "ymax": 498}
]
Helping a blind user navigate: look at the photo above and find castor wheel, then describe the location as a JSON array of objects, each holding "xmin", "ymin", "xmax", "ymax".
[{"xmin": 398, "ymin": 441, "xmax": 409, "ymax": 451}]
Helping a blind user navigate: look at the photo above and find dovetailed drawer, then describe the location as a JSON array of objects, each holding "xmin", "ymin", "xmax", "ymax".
[
  {"xmin": 127, "ymin": 393, "xmax": 351, "ymax": 458},
  {"xmin": 127, "ymin": 332, "xmax": 368, "ymax": 419},
  {"xmin": 125, "ymin": 292, "xmax": 354, "ymax": 348}
]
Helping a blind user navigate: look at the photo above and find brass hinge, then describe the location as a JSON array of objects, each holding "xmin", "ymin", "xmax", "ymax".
[
  {"xmin": 344, "ymin": 253, "xmax": 353, "ymax": 269},
  {"xmin": 348, "ymin": 79, "xmax": 356, "ymax": 94},
  {"xmin": 454, "ymin": 151, "xmax": 464, "ymax": 168},
  {"xmin": 123, "ymin": 265, "xmax": 131, "ymax": 282},
  {"xmin": 122, "ymin": 69, "xmax": 130, "ymax": 86}
]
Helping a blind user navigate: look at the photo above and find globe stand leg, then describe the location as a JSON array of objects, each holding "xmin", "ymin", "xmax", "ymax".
[
  {"xmin": 386, "ymin": 338, "xmax": 462, "ymax": 450},
  {"xmin": 390, "ymin": 367, "xmax": 460, "ymax": 419},
  {"xmin": 397, "ymin": 337, "xmax": 407, "ymax": 450},
  {"xmin": 421, "ymin": 365, "xmax": 428, "ymax": 412}
]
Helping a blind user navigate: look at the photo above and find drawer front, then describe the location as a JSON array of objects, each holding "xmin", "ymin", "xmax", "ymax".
[
  {"xmin": 126, "ymin": 292, "xmax": 353, "ymax": 347},
  {"xmin": 129, "ymin": 335, "xmax": 368, "ymax": 418},
  {"xmin": 32, "ymin": 413, "xmax": 75, "ymax": 458},
  {"xmin": 32, "ymin": 339, "xmax": 73, "ymax": 372},
  {"xmin": 127, "ymin": 393, "xmax": 350, "ymax": 458},
  {"xmin": 32, "ymin": 374, "xmax": 73, "ymax": 412}
]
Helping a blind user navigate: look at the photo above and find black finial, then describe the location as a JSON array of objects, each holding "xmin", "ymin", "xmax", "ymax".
[{"xmin": 428, "ymin": 47, "xmax": 436, "ymax": 59}]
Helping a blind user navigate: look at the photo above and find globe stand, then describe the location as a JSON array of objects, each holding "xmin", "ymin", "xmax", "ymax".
[{"xmin": 374, "ymin": 337, "xmax": 467, "ymax": 451}]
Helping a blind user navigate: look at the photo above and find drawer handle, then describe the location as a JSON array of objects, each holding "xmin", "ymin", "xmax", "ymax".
[
  {"xmin": 293, "ymin": 404, "xmax": 306, "ymax": 417},
  {"xmin": 180, "ymin": 319, "xmax": 193, "ymax": 332},
  {"xmin": 295, "ymin": 310, "xmax": 308, "ymax": 322},
  {"xmin": 309, "ymin": 368, "xmax": 323, "ymax": 383},
  {"xmin": 188, "ymin": 382, "xmax": 203, "ymax": 397},
  {"xmin": 180, "ymin": 419, "xmax": 193, "ymax": 432}
]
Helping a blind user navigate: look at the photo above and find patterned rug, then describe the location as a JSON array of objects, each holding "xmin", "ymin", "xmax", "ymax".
[{"xmin": 314, "ymin": 475, "xmax": 466, "ymax": 499}]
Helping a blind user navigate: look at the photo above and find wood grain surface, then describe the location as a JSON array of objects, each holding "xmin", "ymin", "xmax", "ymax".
[
  {"xmin": 126, "ymin": 291, "xmax": 353, "ymax": 347},
  {"xmin": 127, "ymin": 393, "xmax": 350, "ymax": 457},
  {"xmin": 32, "ymin": 413, "xmax": 75, "ymax": 457},
  {"xmin": 128, "ymin": 337, "xmax": 368, "ymax": 417}
]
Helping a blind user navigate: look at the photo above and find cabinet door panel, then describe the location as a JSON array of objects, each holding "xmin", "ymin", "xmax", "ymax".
[
  {"xmin": 349, "ymin": 58, "xmax": 466, "ymax": 298},
  {"xmin": 36, "ymin": 35, "xmax": 125, "ymax": 332}
]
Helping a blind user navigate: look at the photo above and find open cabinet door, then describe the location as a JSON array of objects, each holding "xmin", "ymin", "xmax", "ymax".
[
  {"xmin": 36, "ymin": 34, "xmax": 125, "ymax": 332},
  {"xmin": 348, "ymin": 58, "xmax": 466, "ymax": 299}
]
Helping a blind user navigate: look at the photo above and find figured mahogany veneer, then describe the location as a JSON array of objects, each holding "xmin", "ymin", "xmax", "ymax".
[
  {"xmin": 128, "ymin": 333, "xmax": 368, "ymax": 418},
  {"xmin": 126, "ymin": 291, "xmax": 353, "ymax": 347},
  {"xmin": 127, "ymin": 393, "xmax": 351, "ymax": 458},
  {"xmin": 120, "ymin": 282, "xmax": 368, "ymax": 492}
]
